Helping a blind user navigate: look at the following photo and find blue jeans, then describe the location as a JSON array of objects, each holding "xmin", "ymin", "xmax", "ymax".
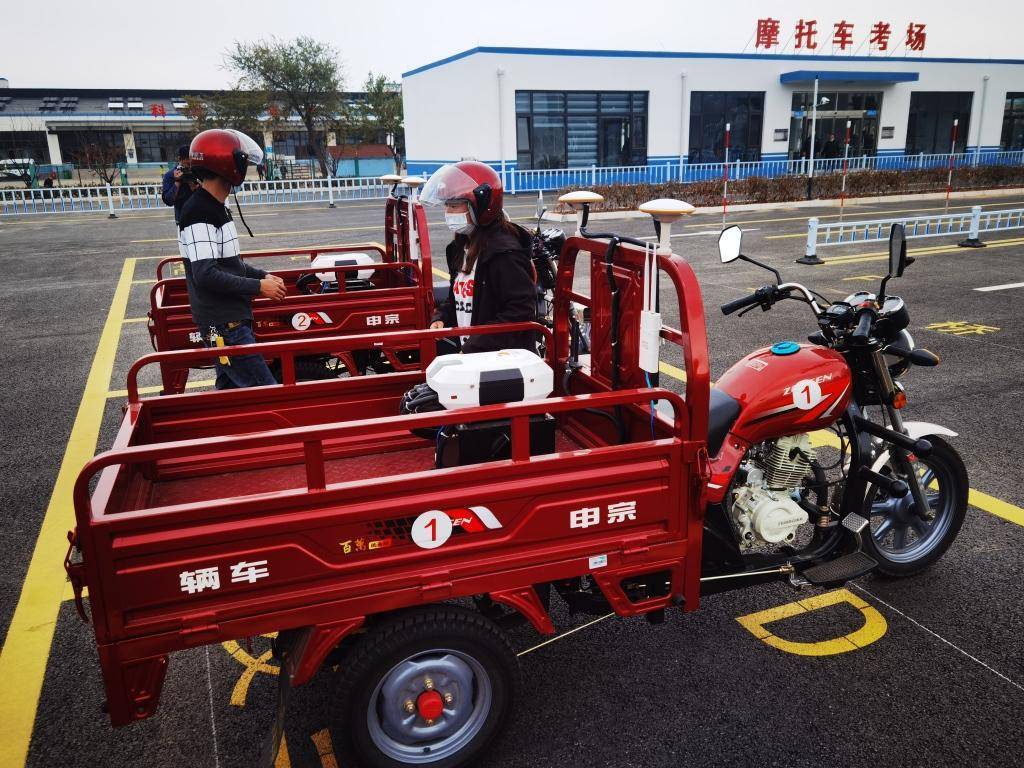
[{"xmin": 206, "ymin": 320, "xmax": 277, "ymax": 389}]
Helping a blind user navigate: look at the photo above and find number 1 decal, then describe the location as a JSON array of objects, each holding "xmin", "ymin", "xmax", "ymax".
[
  {"xmin": 411, "ymin": 510, "xmax": 454, "ymax": 549},
  {"xmin": 791, "ymin": 379, "xmax": 823, "ymax": 410}
]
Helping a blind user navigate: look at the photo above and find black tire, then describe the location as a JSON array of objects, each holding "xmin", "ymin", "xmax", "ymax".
[
  {"xmin": 332, "ymin": 606, "xmax": 519, "ymax": 768},
  {"xmin": 860, "ymin": 435, "xmax": 968, "ymax": 577}
]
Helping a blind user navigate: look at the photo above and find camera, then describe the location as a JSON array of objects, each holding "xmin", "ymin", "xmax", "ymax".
[{"xmin": 175, "ymin": 164, "xmax": 197, "ymax": 185}]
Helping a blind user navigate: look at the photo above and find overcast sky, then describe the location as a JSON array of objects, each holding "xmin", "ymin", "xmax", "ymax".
[{"xmin": 2, "ymin": 0, "xmax": 1020, "ymax": 90}]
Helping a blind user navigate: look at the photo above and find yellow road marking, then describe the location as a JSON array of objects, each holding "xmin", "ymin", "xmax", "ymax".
[
  {"xmin": 967, "ymin": 489, "xmax": 1024, "ymax": 527},
  {"xmin": 433, "ymin": 267, "xmax": 450, "ymax": 280},
  {"xmin": 658, "ymin": 360, "xmax": 687, "ymax": 381},
  {"xmin": 122, "ymin": 316, "xmax": 148, "ymax": 324},
  {"xmin": 0, "ymin": 258, "xmax": 136, "ymax": 768},
  {"xmin": 822, "ymin": 236, "xmax": 1024, "ymax": 266},
  {"xmin": 223, "ymin": 636, "xmax": 279, "ymax": 707},
  {"xmin": 132, "ymin": 279, "xmax": 157, "ymax": 284},
  {"xmin": 106, "ymin": 378, "xmax": 216, "ymax": 399},
  {"xmin": 842, "ymin": 274, "xmax": 885, "ymax": 281},
  {"xmin": 736, "ymin": 588, "xmax": 888, "ymax": 656}
]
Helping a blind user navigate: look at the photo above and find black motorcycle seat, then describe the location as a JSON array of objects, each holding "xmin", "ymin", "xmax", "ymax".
[{"xmin": 708, "ymin": 387, "xmax": 741, "ymax": 457}]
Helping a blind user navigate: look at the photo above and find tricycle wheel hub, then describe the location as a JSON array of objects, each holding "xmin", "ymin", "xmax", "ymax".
[{"xmin": 368, "ymin": 649, "xmax": 492, "ymax": 763}]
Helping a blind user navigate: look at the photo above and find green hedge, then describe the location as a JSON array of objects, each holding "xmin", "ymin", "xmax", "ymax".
[{"xmin": 555, "ymin": 165, "xmax": 1024, "ymax": 212}]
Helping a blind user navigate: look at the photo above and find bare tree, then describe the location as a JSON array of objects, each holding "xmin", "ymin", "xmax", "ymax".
[
  {"xmin": 226, "ymin": 37, "xmax": 345, "ymax": 177},
  {"xmin": 79, "ymin": 140, "xmax": 123, "ymax": 185},
  {"xmin": 359, "ymin": 74, "xmax": 404, "ymax": 173},
  {"xmin": 0, "ymin": 116, "xmax": 42, "ymax": 188}
]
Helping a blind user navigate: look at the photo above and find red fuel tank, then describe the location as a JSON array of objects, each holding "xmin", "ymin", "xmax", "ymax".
[{"xmin": 715, "ymin": 342, "xmax": 852, "ymax": 447}]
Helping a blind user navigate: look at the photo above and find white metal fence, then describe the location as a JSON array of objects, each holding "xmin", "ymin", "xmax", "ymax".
[
  {"xmin": 505, "ymin": 150, "xmax": 1024, "ymax": 192},
  {"xmin": 0, "ymin": 176, "xmax": 405, "ymax": 216},
  {"xmin": 3, "ymin": 150, "xmax": 1023, "ymax": 216},
  {"xmin": 802, "ymin": 204, "xmax": 1024, "ymax": 261}
]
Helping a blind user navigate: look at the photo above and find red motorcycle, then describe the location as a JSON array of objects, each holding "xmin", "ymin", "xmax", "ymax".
[{"xmin": 696, "ymin": 223, "xmax": 967, "ymax": 588}]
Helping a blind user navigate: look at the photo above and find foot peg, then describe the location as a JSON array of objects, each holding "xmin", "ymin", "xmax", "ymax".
[
  {"xmin": 800, "ymin": 551, "xmax": 877, "ymax": 586},
  {"xmin": 841, "ymin": 512, "xmax": 869, "ymax": 533}
]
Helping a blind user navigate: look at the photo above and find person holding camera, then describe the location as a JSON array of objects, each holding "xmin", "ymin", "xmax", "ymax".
[
  {"xmin": 178, "ymin": 129, "xmax": 287, "ymax": 389},
  {"xmin": 162, "ymin": 145, "xmax": 198, "ymax": 224}
]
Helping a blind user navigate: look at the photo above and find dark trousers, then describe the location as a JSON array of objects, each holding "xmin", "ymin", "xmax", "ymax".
[{"xmin": 205, "ymin": 320, "xmax": 277, "ymax": 389}]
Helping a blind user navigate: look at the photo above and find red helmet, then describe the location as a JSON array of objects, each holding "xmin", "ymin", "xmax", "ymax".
[
  {"xmin": 189, "ymin": 129, "xmax": 263, "ymax": 186},
  {"xmin": 421, "ymin": 161, "xmax": 504, "ymax": 226}
]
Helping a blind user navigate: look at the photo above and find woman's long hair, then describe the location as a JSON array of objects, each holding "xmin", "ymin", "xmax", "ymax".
[{"xmin": 460, "ymin": 217, "xmax": 531, "ymax": 273}]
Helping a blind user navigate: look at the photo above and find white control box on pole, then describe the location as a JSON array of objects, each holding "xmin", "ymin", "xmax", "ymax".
[
  {"xmin": 636, "ymin": 199, "xmax": 697, "ymax": 374},
  {"xmin": 402, "ymin": 176, "xmax": 425, "ymax": 263}
]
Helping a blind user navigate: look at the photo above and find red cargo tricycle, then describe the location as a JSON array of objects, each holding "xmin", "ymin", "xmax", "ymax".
[
  {"xmin": 146, "ymin": 179, "xmax": 437, "ymax": 394},
  {"xmin": 68, "ymin": 209, "xmax": 965, "ymax": 767}
]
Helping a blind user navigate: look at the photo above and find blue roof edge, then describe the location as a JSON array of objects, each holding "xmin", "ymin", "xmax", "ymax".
[{"xmin": 402, "ymin": 46, "xmax": 1024, "ymax": 78}]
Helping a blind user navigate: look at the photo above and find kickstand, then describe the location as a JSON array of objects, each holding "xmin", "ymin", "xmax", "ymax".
[{"xmin": 257, "ymin": 634, "xmax": 297, "ymax": 768}]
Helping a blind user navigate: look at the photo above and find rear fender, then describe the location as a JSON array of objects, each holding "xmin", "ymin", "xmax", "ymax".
[{"xmin": 280, "ymin": 617, "xmax": 366, "ymax": 687}]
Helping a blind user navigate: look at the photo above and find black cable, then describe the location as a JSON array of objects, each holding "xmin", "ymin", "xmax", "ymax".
[{"xmin": 232, "ymin": 191, "xmax": 254, "ymax": 237}]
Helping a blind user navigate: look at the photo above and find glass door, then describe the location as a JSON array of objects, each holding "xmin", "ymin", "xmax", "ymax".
[{"xmin": 599, "ymin": 118, "xmax": 630, "ymax": 166}]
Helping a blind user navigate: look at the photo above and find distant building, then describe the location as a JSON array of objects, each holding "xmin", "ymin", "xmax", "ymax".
[
  {"xmin": 0, "ymin": 84, "xmax": 390, "ymax": 172},
  {"xmin": 401, "ymin": 47, "xmax": 1024, "ymax": 176}
]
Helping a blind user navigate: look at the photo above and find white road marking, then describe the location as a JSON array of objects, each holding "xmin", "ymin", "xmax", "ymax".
[
  {"xmin": 974, "ymin": 282, "xmax": 1024, "ymax": 293},
  {"xmin": 204, "ymin": 646, "xmax": 222, "ymax": 768},
  {"xmin": 851, "ymin": 584, "xmax": 1024, "ymax": 694}
]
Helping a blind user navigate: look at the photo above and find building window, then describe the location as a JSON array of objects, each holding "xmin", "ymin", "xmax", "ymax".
[
  {"xmin": 787, "ymin": 91, "xmax": 882, "ymax": 159},
  {"xmin": 134, "ymin": 131, "xmax": 194, "ymax": 163},
  {"xmin": 1001, "ymin": 93, "xmax": 1024, "ymax": 150},
  {"xmin": 906, "ymin": 92, "xmax": 973, "ymax": 155},
  {"xmin": 515, "ymin": 90, "xmax": 648, "ymax": 170},
  {"xmin": 56, "ymin": 130, "xmax": 126, "ymax": 165},
  {"xmin": 689, "ymin": 92, "xmax": 764, "ymax": 163},
  {"xmin": 0, "ymin": 131, "xmax": 49, "ymax": 163},
  {"xmin": 274, "ymin": 130, "xmax": 316, "ymax": 159}
]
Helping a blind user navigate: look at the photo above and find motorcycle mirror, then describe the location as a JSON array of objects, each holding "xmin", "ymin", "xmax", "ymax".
[
  {"xmin": 719, "ymin": 225, "xmax": 743, "ymax": 264},
  {"xmin": 888, "ymin": 223, "xmax": 907, "ymax": 278}
]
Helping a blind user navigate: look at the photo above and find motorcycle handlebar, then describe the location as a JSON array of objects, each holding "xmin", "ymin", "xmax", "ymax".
[
  {"xmin": 721, "ymin": 285, "xmax": 776, "ymax": 316},
  {"xmin": 851, "ymin": 307, "xmax": 875, "ymax": 344}
]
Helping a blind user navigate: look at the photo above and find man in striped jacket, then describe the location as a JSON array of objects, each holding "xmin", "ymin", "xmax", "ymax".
[{"xmin": 178, "ymin": 129, "xmax": 286, "ymax": 388}]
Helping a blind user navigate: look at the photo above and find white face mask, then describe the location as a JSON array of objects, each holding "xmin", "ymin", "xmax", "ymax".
[{"xmin": 445, "ymin": 211, "xmax": 474, "ymax": 234}]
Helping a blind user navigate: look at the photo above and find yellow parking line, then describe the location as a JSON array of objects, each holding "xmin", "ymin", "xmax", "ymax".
[
  {"xmin": 0, "ymin": 258, "xmax": 137, "ymax": 768},
  {"xmin": 658, "ymin": 360, "xmax": 687, "ymax": 381},
  {"xmin": 106, "ymin": 378, "xmax": 217, "ymax": 399},
  {"xmin": 822, "ymin": 236, "xmax": 1024, "ymax": 266},
  {"xmin": 132, "ymin": 278, "xmax": 157, "ymax": 284},
  {"xmin": 122, "ymin": 317, "xmax": 148, "ymax": 324},
  {"xmin": 968, "ymin": 489, "xmax": 1024, "ymax": 527},
  {"xmin": 432, "ymin": 267, "xmax": 450, "ymax": 280}
]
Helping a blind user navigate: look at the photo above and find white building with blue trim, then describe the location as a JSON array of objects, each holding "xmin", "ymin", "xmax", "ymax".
[{"xmin": 402, "ymin": 46, "xmax": 1024, "ymax": 179}]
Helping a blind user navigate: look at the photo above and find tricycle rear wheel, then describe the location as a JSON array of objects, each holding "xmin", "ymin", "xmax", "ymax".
[{"xmin": 332, "ymin": 606, "xmax": 518, "ymax": 768}]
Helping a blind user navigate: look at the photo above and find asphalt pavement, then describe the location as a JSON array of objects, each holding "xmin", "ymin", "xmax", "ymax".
[{"xmin": 1, "ymin": 189, "xmax": 1023, "ymax": 768}]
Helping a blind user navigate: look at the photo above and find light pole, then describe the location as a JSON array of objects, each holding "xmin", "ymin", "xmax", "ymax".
[
  {"xmin": 974, "ymin": 74, "xmax": 989, "ymax": 166},
  {"xmin": 806, "ymin": 78, "xmax": 829, "ymax": 199},
  {"xmin": 496, "ymin": 68, "xmax": 506, "ymax": 188}
]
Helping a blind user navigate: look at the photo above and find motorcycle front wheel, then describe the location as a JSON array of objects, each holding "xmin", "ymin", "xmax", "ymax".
[{"xmin": 860, "ymin": 435, "xmax": 968, "ymax": 577}]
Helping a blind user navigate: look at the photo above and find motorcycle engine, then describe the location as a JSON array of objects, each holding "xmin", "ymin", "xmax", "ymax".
[{"xmin": 730, "ymin": 434, "xmax": 814, "ymax": 548}]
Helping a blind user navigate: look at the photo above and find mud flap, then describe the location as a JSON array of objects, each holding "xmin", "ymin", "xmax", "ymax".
[{"xmin": 258, "ymin": 630, "xmax": 300, "ymax": 768}]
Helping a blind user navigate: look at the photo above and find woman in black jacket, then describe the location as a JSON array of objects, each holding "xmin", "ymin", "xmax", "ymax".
[{"xmin": 421, "ymin": 161, "xmax": 537, "ymax": 353}]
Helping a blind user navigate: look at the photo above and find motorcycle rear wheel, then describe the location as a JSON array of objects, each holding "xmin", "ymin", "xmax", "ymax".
[{"xmin": 860, "ymin": 435, "xmax": 967, "ymax": 577}]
